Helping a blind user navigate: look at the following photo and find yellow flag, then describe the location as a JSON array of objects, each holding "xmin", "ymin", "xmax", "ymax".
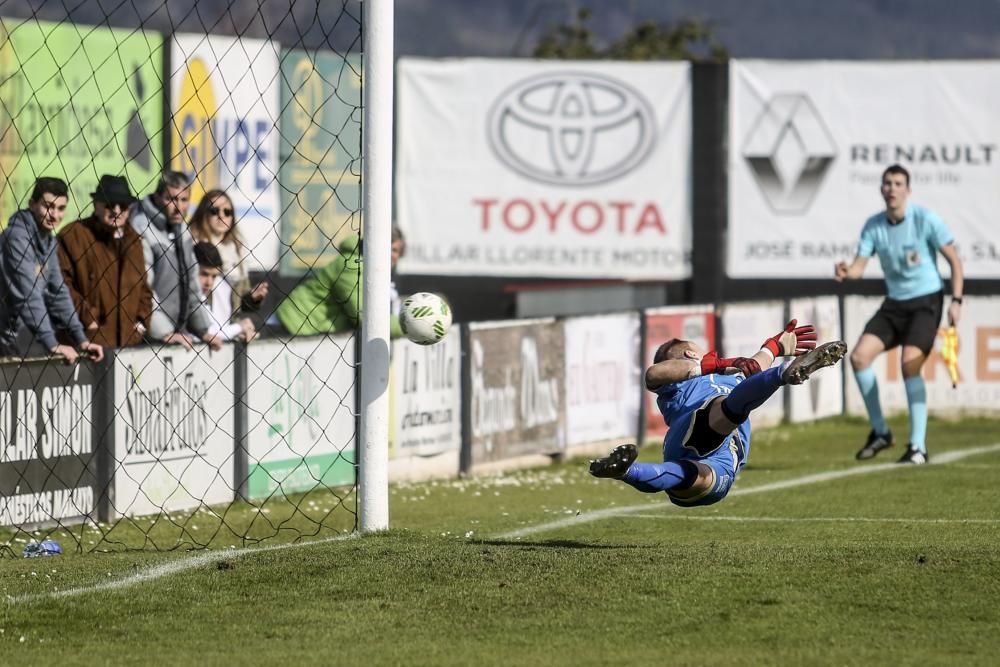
[{"xmin": 939, "ymin": 326, "xmax": 959, "ymax": 389}]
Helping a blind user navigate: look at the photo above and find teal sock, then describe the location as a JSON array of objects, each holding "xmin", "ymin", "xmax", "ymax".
[
  {"xmin": 904, "ymin": 376, "xmax": 928, "ymax": 452},
  {"xmin": 854, "ymin": 367, "xmax": 888, "ymax": 434}
]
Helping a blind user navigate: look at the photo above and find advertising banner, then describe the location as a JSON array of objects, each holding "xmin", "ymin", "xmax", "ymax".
[
  {"xmin": 397, "ymin": 58, "xmax": 692, "ymax": 279},
  {"xmin": 720, "ymin": 301, "xmax": 786, "ymax": 426},
  {"xmin": 0, "ymin": 20, "xmax": 164, "ymax": 223},
  {"xmin": 171, "ymin": 34, "xmax": 281, "ymax": 271},
  {"xmin": 468, "ymin": 319, "xmax": 566, "ymax": 466},
  {"xmin": 245, "ymin": 335, "xmax": 356, "ymax": 498},
  {"xmin": 0, "ymin": 359, "xmax": 100, "ymax": 527},
  {"xmin": 278, "ymin": 50, "xmax": 361, "ymax": 276},
  {"xmin": 788, "ymin": 296, "xmax": 844, "ymax": 422},
  {"xmin": 113, "ymin": 347, "xmax": 235, "ymax": 516},
  {"xmin": 729, "ymin": 60, "xmax": 1000, "ymax": 278},
  {"xmin": 643, "ymin": 306, "xmax": 716, "ymax": 438},
  {"xmin": 390, "ymin": 330, "xmax": 462, "ymax": 480},
  {"xmin": 564, "ymin": 313, "xmax": 642, "ymax": 447},
  {"xmin": 844, "ymin": 296, "xmax": 1000, "ymax": 415}
]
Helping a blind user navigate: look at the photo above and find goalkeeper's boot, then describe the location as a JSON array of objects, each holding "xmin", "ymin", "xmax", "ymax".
[
  {"xmin": 589, "ymin": 444, "xmax": 638, "ymax": 479},
  {"xmin": 781, "ymin": 341, "xmax": 847, "ymax": 385},
  {"xmin": 855, "ymin": 429, "xmax": 894, "ymax": 460},
  {"xmin": 897, "ymin": 445, "xmax": 928, "ymax": 465}
]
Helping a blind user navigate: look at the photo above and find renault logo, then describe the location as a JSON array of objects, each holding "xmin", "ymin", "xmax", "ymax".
[
  {"xmin": 488, "ymin": 72, "xmax": 656, "ymax": 186},
  {"xmin": 742, "ymin": 94, "xmax": 837, "ymax": 214}
]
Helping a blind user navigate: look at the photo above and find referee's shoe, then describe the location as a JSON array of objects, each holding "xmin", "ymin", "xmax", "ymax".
[{"xmin": 856, "ymin": 429, "xmax": 894, "ymax": 460}]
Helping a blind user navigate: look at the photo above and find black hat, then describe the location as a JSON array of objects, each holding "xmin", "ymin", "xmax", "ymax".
[
  {"xmin": 193, "ymin": 241, "xmax": 224, "ymax": 270},
  {"xmin": 91, "ymin": 175, "xmax": 136, "ymax": 205}
]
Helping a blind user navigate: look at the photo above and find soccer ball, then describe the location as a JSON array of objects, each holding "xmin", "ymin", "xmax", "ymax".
[{"xmin": 399, "ymin": 292, "xmax": 452, "ymax": 345}]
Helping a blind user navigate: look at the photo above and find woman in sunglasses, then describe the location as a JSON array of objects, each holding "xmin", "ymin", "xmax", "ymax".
[{"xmin": 189, "ymin": 190, "xmax": 269, "ymax": 316}]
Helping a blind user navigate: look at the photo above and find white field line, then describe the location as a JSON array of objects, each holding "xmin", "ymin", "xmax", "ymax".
[
  {"xmin": 627, "ymin": 515, "xmax": 1000, "ymax": 524},
  {"xmin": 495, "ymin": 441, "xmax": 1000, "ymax": 540},
  {"xmin": 10, "ymin": 533, "xmax": 358, "ymax": 605},
  {"xmin": 12, "ymin": 442, "xmax": 1000, "ymax": 604}
]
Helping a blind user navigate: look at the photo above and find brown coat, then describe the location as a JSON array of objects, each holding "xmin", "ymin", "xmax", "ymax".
[{"xmin": 57, "ymin": 216, "xmax": 153, "ymax": 348}]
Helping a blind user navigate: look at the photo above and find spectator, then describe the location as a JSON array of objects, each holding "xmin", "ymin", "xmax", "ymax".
[
  {"xmin": 275, "ymin": 227, "xmax": 405, "ymax": 338},
  {"xmin": 129, "ymin": 171, "xmax": 221, "ymax": 351},
  {"xmin": 0, "ymin": 177, "xmax": 104, "ymax": 363},
  {"xmin": 57, "ymin": 174, "xmax": 153, "ymax": 348},
  {"xmin": 194, "ymin": 241, "xmax": 256, "ymax": 343},
  {"xmin": 188, "ymin": 189, "xmax": 268, "ymax": 315}
]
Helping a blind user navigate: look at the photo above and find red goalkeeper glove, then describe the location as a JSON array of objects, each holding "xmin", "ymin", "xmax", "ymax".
[
  {"xmin": 761, "ymin": 319, "xmax": 817, "ymax": 357},
  {"xmin": 700, "ymin": 352, "xmax": 762, "ymax": 377}
]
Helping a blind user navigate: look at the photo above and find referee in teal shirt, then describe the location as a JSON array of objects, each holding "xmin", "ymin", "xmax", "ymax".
[{"xmin": 835, "ymin": 164, "xmax": 964, "ymax": 464}]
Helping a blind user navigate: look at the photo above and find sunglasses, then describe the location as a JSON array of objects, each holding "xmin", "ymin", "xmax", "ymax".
[{"xmin": 209, "ymin": 206, "xmax": 234, "ymax": 217}]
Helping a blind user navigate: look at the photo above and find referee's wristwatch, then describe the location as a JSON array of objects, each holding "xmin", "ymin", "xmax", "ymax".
[{"xmin": 951, "ymin": 295, "xmax": 963, "ymax": 305}]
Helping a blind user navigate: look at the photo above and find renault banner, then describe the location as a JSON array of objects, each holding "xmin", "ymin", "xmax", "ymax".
[
  {"xmin": 729, "ymin": 60, "xmax": 1000, "ymax": 278},
  {"xmin": 397, "ymin": 59, "xmax": 692, "ymax": 279}
]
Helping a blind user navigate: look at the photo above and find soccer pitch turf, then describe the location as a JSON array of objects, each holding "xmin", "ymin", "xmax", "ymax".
[{"xmin": 1, "ymin": 415, "xmax": 999, "ymax": 665}]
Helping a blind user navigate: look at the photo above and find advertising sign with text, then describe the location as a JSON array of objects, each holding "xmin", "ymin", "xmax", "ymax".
[
  {"xmin": 397, "ymin": 59, "xmax": 692, "ymax": 279},
  {"xmin": 245, "ymin": 335, "xmax": 356, "ymax": 498},
  {"xmin": 468, "ymin": 319, "xmax": 566, "ymax": 465},
  {"xmin": 844, "ymin": 296, "xmax": 1000, "ymax": 414},
  {"xmin": 788, "ymin": 296, "xmax": 843, "ymax": 422},
  {"xmin": 0, "ymin": 360, "xmax": 99, "ymax": 527},
  {"xmin": 729, "ymin": 60, "xmax": 1000, "ymax": 278},
  {"xmin": 113, "ymin": 347, "xmax": 235, "ymax": 517},
  {"xmin": 720, "ymin": 301, "xmax": 786, "ymax": 426},
  {"xmin": 564, "ymin": 313, "xmax": 641, "ymax": 446},
  {"xmin": 171, "ymin": 34, "xmax": 281, "ymax": 271}
]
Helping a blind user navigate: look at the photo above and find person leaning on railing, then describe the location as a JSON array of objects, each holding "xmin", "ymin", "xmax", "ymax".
[
  {"xmin": 273, "ymin": 227, "xmax": 405, "ymax": 338},
  {"xmin": 0, "ymin": 176, "xmax": 104, "ymax": 364},
  {"xmin": 57, "ymin": 175, "xmax": 153, "ymax": 349}
]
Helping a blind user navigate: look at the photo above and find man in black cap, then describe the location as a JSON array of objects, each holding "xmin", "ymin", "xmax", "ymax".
[{"xmin": 57, "ymin": 174, "xmax": 153, "ymax": 348}]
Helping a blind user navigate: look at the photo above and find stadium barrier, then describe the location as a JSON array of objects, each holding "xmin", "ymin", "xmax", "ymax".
[{"xmin": 4, "ymin": 296, "xmax": 1000, "ymax": 539}]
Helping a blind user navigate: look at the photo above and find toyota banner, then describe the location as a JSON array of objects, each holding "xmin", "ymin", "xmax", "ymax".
[
  {"xmin": 729, "ymin": 60, "xmax": 1000, "ymax": 279},
  {"xmin": 396, "ymin": 59, "xmax": 692, "ymax": 279}
]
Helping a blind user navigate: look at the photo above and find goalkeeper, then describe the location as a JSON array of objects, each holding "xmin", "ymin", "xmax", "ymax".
[
  {"xmin": 834, "ymin": 164, "xmax": 964, "ymax": 465},
  {"xmin": 589, "ymin": 321, "xmax": 846, "ymax": 507}
]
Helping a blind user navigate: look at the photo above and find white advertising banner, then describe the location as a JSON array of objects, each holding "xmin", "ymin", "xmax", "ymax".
[
  {"xmin": 729, "ymin": 60, "xmax": 1000, "ymax": 278},
  {"xmin": 788, "ymin": 296, "xmax": 844, "ymax": 422},
  {"xmin": 113, "ymin": 347, "xmax": 235, "ymax": 517},
  {"xmin": 245, "ymin": 335, "xmax": 356, "ymax": 499},
  {"xmin": 390, "ymin": 330, "xmax": 462, "ymax": 481},
  {"xmin": 844, "ymin": 296, "xmax": 1000, "ymax": 415},
  {"xmin": 171, "ymin": 34, "xmax": 281, "ymax": 271},
  {"xmin": 720, "ymin": 301, "xmax": 786, "ymax": 427},
  {"xmin": 564, "ymin": 313, "xmax": 642, "ymax": 446},
  {"xmin": 397, "ymin": 58, "xmax": 692, "ymax": 279}
]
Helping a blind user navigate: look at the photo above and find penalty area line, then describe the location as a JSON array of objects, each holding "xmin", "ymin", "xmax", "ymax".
[
  {"xmin": 495, "ymin": 441, "xmax": 1000, "ymax": 540},
  {"xmin": 9, "ymin": 532, "xmax": 359, "ymax": 605}
]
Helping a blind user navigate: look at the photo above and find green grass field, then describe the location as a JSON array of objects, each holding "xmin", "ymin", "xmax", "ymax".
[{"xmin": 2, "ymin": 414, "xmax": 999, "ymax": 665}]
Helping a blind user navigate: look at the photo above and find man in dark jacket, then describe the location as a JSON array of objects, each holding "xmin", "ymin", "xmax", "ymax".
[
  {"xmin": 58, "ymin": 175, "xmax": 153, "ymax": 349},
  {"xmin": 0, "ymin": 177, "xmax": 104, "ymax": 363}
]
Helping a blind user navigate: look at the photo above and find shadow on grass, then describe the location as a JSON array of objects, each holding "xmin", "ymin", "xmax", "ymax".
[{"xmin": 472, "ymin": 539, "xmax": 646, "ymax": 550}]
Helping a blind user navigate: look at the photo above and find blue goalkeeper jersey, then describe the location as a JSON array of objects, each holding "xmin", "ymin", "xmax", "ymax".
[{"xmin": 857, "ymin": 203, "xmax": 954, "ymax": 300}]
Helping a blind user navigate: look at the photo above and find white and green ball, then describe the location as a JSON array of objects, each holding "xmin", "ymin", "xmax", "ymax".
[{"xmin": 399, "ymin": 292, "xmax": 452, "ymax": 345}]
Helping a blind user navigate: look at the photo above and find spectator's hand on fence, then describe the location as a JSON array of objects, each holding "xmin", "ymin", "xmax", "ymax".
[
  {"xmin": 51, "ymin": 344, "xmax": 79, "ymax": 364},
  {"xmin": 79, "ymin": 341, "xmax": 104, "ymax": 363},
  {"xmin": 250, "ymin": 281, "xmax": 269, "ymax": 304},
  {"xmin": 239, "ymin": 318, "xmax": 258, "ymax": 342},
  {"xmin": 202, "ymin": 333, "xmax": 224, "ymax": 352},
  {"xmin": 762, "ymin": 319, "xmax": 817, "ymax": 357},
  {"xmin": 163, "ymin": 332, "xmax": 194, "ymax": 351}
]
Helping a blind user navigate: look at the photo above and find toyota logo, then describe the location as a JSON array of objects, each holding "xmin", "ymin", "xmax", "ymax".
[{"xmin": 487, "ymin": 72, "xmax": 656, "ymax": 186}]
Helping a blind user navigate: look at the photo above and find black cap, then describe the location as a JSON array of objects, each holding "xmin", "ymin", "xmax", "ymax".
[{"xmin": 91, "ymin": 175, "xmax": 137, "ymax": 205}]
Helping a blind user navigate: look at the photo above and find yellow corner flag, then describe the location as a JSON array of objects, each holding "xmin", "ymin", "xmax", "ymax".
[{"xmin": 939, "ymin": 326, "xmax": 960, "ymax": 389}]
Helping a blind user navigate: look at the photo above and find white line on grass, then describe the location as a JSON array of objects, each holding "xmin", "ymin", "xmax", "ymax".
[
  {"xmin": 627, "ymin": 515, "xmax": 1000, "ymax": 525},
  {"xmin": 9, "ymin": 533, "xmax": 358, "ymax": 605},
  {"xmin": 496, "ymin": 441, "xmax": 1000, "ymax": 540}
]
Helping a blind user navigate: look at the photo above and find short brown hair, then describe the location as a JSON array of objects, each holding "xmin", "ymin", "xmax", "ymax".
[{"xmin": 653, "ymin": 338, "xmax": 692, "ymax": 364}]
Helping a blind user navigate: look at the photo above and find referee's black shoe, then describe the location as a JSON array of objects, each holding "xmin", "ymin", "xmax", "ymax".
[
  {"xmin": 855, "ymin": 429, "xmax": 894, "ymax": 460},
  {"xmin": 897, "ymin": 445, "xmax": 928, "ymax": 465}
]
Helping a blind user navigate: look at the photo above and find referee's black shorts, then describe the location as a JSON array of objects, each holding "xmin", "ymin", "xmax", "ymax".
[{"xmin": 862, "ymin": 291, "xmax": 944, "ymax": 355}]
